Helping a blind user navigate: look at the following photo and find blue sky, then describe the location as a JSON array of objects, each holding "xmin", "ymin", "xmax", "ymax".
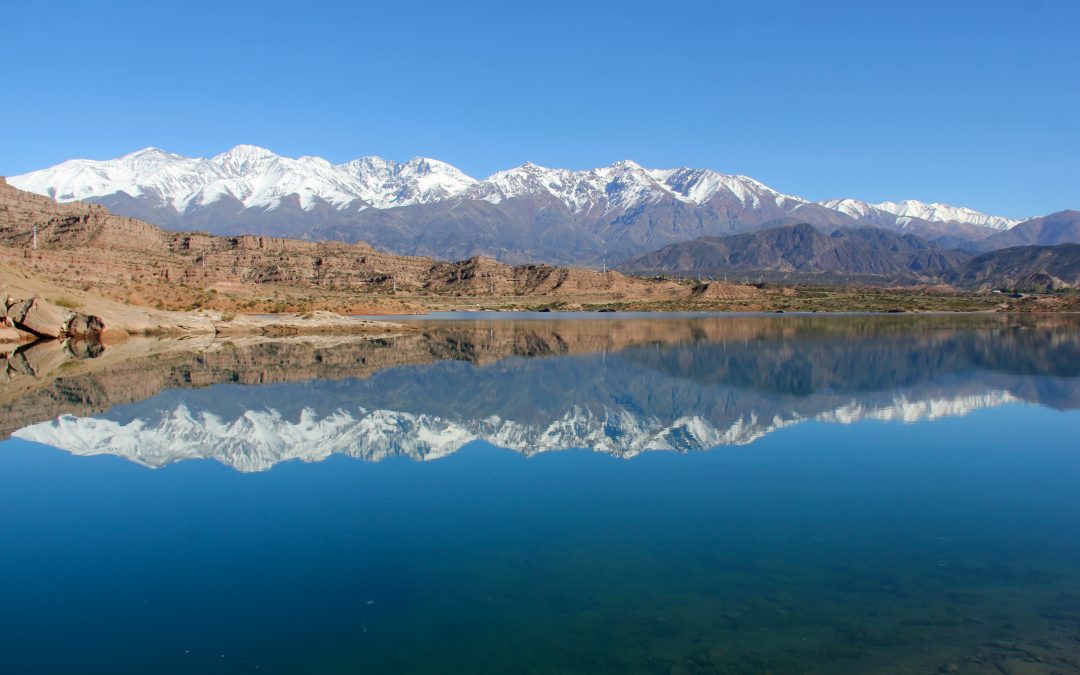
[{"xmin": 1, "ymin": 0, "xmax": 1076, "ymax": 217}]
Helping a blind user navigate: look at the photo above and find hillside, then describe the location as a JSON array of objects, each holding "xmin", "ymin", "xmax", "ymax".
[
  {"xmin": 977, "ymin": 211, "xmax": 1080, "ymax": 251},
  {"xmin": 947, "ymin": 244, "xmax": 1080, "ymax": 292},
  {"xmin": 616, "ymin": 222, "xmax": 969, "ymax": 282},
  {"xmin": 0, "ymin": 177, "xmax": 763, "ymax": 316}
]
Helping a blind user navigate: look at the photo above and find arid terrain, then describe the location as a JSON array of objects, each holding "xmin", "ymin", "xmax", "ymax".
[{"xmin": 1, "ymin": 175, "xmax": 1077, "ymax": 348}]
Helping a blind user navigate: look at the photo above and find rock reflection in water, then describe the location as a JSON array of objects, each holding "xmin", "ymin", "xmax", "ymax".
[{"xmin": 5, "ymin": 314, "xmax": 1080, "ymax": 470}]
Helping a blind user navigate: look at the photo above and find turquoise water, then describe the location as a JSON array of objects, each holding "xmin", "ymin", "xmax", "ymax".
[{"xmin": 1, "ymin": 315, "xmax": 1079, "ymax": 673}]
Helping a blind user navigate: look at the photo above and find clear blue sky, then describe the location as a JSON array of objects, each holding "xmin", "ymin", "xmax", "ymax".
[{"xmin": 1, "ymin": 0, "xmax": 1076, "ymax": 217}]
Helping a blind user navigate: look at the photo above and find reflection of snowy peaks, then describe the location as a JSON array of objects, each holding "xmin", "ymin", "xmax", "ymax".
[
  {"xmin": 14, "ymin": 392, "xmax": 1019, "ymax": 472},
  {"xmin": 817, "ymin": 391, "xmax": 1019, "ymax": 424}
]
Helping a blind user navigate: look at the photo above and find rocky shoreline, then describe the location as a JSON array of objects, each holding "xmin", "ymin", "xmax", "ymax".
[{"xmin": 1, "ymin": 288, "xmax": 414, "ymax": 347}]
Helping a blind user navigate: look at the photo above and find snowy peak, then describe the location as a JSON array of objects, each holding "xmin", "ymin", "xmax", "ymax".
[
  {"xmin": 122, "ymin": 147, "xmax": 178, "ymax": 161},
  {"xmin": 384, "ymin": 156, "xmax": 477, "ymax": 205},
  {"xmin": 466, "ymin": 160, "xmax": 775, "ymax": 214},
  {"xmin": 655, "ymin": 168, "xmax": 804, "ymax": 209},
  {"xmin": 8, "ymin": 145, "xmax": 480, "ymax": 213},
  {"xmin": 470, "ymin": 160, "xmax": 805, "ymax": 214},
  {"xmin": 819, "ymin": 197, "xmax": 1020, "ymax": 231},
  {"xmin": 8, "ymin": 146, "xmax": 1020, "ymax": 230},
  {"xmin": 600, "ymin": 160, "xmax": 671, "ymax": 211},
  {"xmin": 873, "ymin": 200, "xmax": 1020, "ymax": 230},
  {"xmin": 466, "ymin": 162, "xmax": 605, "ymax": 211},
  {"xmin": 819, "ymin": 197, "xmax": 876, "ymax": 219},
  {"xmin": 337, "ymin": 155, "xmax": 477, "ymax": 208},
  {"xmin": 210, "ymin": 144, "xmax": 280, "ymax": 175}
]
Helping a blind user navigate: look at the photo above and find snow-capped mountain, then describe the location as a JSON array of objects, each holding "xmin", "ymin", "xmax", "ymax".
[
  {"xmin": 461, "ymin": 160, "xmax": 804, "ymax": 216},
  {"xmin": 337, "ymin": 155, "xmax": 476, "ymax": 208},
  {"xmin": 8, "ymin": 146, "xmax": 1023, "ymax": 265},
  {"xmin": 13, "ymin": 390, "xmax": 1018, "ymax": 472},
  {"xmin": 11, "ymin": 145, "xmax": 476, "ymax": 212},
  {"xmin": 820, "ymin": 198, "xmax": 1020, "ymax": 231}
]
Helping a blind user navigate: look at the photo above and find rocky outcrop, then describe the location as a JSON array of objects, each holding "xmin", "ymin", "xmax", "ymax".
[
  {"xmin": 1014, "ymin": 272, "xmax": 1072, "ymax": 293},
  {"xmin": 0, "ymin": 290, "xmax": 34, "ymax": 344},
  {"xmin": 1, "ymin": 293, "xmax": 49, "ymax": 343},
  {"xmin": 689, "ymin": 281, "xmax": 765, "ymax": 300},
  {"xmin": 65, "ymin": 312, "xmax": 106, "ymax": 339},
  {"xmin": 0, "ymin": 290, "xmax": 108, "ymax": 342},
  {"xmin": 424, "ymin": 256, "xmax": 687, "ymax": 299},
  {"xmin": 0, "ymin": 322, "xmax": 33, "ymax": 344},
  {"xmin": 7, "ymin": 296, "xmax": 70, "ymax": 338}
]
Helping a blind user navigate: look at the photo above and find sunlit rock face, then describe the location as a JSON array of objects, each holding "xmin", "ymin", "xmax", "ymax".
[{"xmin": 8, "ymin": 315, "xmax": 1080, "ymax": 470}]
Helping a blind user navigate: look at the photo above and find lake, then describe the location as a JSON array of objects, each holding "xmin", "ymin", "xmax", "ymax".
[{"xmin": 2, "ymin": 314, "xmax": 1079, "ymax": 673}]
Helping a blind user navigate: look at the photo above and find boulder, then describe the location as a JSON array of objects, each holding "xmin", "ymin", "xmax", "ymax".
[
  {"xmin": 65, "ymin": 312, "xmax": 106, "ymax": 339},
  {"xmin": 9, "ymin": 297, "xmax": 72, "ymax": 339},
  {"xmin": 7, "ymin": 298, "xmax": 31, "ymax": 323},
  {"xmin": 0, "ymin": 322, "xmax": 35, "ymax": 344}
]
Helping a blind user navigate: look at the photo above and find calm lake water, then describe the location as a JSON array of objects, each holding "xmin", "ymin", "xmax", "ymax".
[{"xmin": 2, "ymin": 314, "xmax": 1079, "ymax": 673}]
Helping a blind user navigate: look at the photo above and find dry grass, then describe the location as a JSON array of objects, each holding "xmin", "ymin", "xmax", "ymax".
[{"xmin": 49, "ymin": 296, "xmax": 81, "ymax": 310}]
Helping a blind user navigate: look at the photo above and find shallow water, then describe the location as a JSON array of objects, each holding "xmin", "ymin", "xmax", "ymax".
[{"xmin": 2, "ymin": 314, "xmax": 1079, "ymax": 673}]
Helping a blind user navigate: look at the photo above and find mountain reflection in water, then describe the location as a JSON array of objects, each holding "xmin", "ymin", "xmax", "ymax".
[
  {"xmin": 5, "ymin": 314, "xmax": 1079, "ymax": 471},
  {"xmin": 4, "ymin": 314, "xmax": 1080, "ymax": 675}
]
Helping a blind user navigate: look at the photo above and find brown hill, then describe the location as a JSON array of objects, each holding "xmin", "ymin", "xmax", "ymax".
[{"xmin": 0, "ymin": 173, "xmax": 717, "ymax": 311}]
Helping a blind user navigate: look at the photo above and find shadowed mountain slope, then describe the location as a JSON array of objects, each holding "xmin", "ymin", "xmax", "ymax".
[
  {"xmin": 978, "ymin": 211, "xmax": 1080, "ymax": 251},
  {"xmin": 617, "ymin": 222, "xmax": 969, "ymax": 281},
  {"xmin": 947, "ymin": 243, "xmax": 1080, "ymax": 291}
]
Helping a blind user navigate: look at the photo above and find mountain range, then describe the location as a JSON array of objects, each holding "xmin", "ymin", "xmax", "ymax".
[
  {"xmin": 9, "ymin": 145, "xmax": 1027, "ymax": 265},
  {"xmin": 973, "ymin": 210, "xmax": 1080, "ymax": 251},
  {"xmin": 619, "ymin": 220, "xmax": 1080, "ymax": 290},
  {"xmin": 619, "ymin": 221, "xmax": 968, "ymax": 281}
]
